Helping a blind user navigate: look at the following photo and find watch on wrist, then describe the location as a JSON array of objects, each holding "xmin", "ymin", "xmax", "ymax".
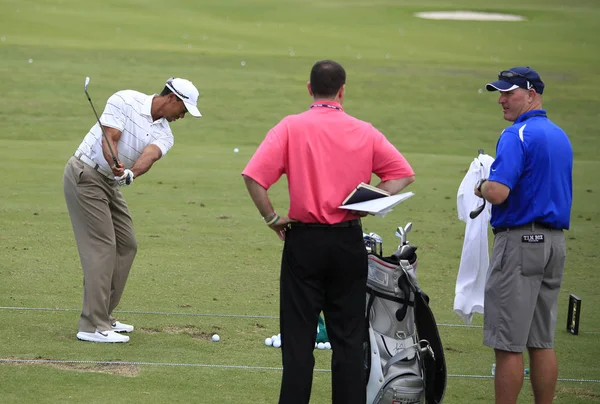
[{"xmin": 477, "ymin": 179, "xmax": 487, "ymax": 193}]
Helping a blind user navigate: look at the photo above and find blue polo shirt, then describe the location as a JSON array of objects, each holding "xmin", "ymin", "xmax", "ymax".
[{"xmin": 488, "ymin": 110, "xmax": 573, "ymax": 229}]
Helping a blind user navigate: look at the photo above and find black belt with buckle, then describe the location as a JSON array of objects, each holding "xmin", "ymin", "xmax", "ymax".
[
  {"xmin": 291, "ymin": 219, "xmax": 361, "ymax": 228},
  {"xmin": 492, "ymin": 222, "xmax": 554, "ymax": 235}
]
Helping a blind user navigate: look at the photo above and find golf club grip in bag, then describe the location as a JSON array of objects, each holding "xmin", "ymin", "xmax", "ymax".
[{"xmin": 364, "ymin": 248, "xmax": 446, "ymax": 404}]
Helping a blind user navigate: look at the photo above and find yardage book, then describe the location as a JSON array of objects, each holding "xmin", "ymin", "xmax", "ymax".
[
  {"xmin": 341, "ymin": 182, "xmax": 390, "ymax": 205},
  {"xmin": 339, "ymin": 192, "xmax": 415, "ymax": 217}
]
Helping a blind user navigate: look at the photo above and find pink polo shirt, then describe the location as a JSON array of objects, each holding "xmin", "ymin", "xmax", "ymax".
[{"xmin": 242, "ymin": 101, "xmax": 414, "ymax": 224}]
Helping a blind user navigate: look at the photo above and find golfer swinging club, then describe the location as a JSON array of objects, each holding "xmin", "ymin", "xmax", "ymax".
[{"xmin": 63, "ymin": 77, "xmax": 201, "ymax": 343}]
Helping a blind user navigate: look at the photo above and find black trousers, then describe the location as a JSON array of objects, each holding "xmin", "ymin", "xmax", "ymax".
[{"xmin": 278, "ymin": 224, "xmax": 367, "ymax": 404}]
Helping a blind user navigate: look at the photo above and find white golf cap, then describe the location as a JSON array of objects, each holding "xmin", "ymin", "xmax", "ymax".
[{"xmin": 165, "ymin": 77, "xmax": 202, "ymax": 117}]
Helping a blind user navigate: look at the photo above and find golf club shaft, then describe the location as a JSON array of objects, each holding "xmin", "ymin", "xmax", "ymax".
[{"xmin": 84, "ymin": 90, "xmax": 120, "ymax": 169}]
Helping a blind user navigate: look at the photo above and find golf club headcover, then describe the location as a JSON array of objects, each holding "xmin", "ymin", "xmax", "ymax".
[
  {"xmin": 392, "ymin": 245, "xmax": 417, "ymax": 265},
  {"xmin": 116, "ymin": 169, "xmax": 134, "ymax": 186}
]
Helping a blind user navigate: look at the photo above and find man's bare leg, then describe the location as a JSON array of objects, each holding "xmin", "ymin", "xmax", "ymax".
[
  {"xmin": 528, "ymin": 347, "xmax": 557, "ymax": 404},
  {"xmin": 495, "ymin": 349, "xmax": 524, "ymax": 404}
]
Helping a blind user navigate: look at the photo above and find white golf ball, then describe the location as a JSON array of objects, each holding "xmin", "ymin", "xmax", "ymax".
[
  {"xmin": 211, "ymin": 334, "xmax": 220, "ymax": 342},
  {"xmin": 271, "ymin": 335, "xmax": 278, "ymax": 341},
  {"xmin": 265, "ymin": 337, "xmax": 273, "ymax": 346},
  {"xmin": 233, "ymin": 148, "xmax": 239, "ymax": 153},
  {"xmin": 317, "ymin": 342, "xmax": 325, "ymax": 350},
  {"xmin": 273, "ymin": 339, "xmax": 281, "ymax": 348},
  {"xmin": 324, "ymin": 342, "xmax": 331, "ymax": 350}
]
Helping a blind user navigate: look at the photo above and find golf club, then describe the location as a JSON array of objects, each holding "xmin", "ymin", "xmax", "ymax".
[
  {"xmin": 395, "ymin": 226, "xmax": 405, "ymax": 244},
  {"xmin": 83, "ymin": 77, "xmax": 120, "ymax": 168},
  {"xmin": 369, "ymin": 233, "xmax": 383, "ymax": 256},
  {"xmin": 403, "ymin": 222, "xmax": 412, "ymax": 245},
  {"xmin": 363, "ymin": 233, "xmax": 374, "ymax": 253},
  {"xmin": 469, "ymin": 150, "xmax": 487, "ymax": 219},
  {"xmin": 469, "ymin": 199, "xmax": 486, "ymax": 219}
]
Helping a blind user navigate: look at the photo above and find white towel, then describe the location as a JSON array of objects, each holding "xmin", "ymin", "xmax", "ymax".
[{"xmin": 454, "ymin": 154, "xmax": 494, "ymax": 325}]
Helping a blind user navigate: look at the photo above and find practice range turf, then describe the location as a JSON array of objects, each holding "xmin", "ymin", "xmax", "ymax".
[{"xmin": 1, "ymin": 0, "xmax": 599, "ymax": 403}]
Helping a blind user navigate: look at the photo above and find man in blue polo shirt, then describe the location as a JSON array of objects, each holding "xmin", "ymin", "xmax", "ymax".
[{"xmin": 474, "ymin": 66, "xmax": 573, "ymax": 404}]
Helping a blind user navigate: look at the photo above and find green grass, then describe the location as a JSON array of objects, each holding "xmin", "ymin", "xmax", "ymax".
[{"xmin": 1, "ymin": 0, "xmax": 599, "ymax": 403}]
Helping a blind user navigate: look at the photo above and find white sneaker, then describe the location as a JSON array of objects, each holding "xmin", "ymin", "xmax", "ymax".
[
  {"xmin": 111, "ymin": 321, "xmax": 134, "ymax": 333},
  {"xmin": 77, "ymin": 330, "xmax": 130, "ymax": 343}
]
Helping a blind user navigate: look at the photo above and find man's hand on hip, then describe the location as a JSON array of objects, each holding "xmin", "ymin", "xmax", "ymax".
[
  {"xmin": 269, "ymin": 216, "xmax": 292, "ymax": 241},
  {"xmin": 350, "ymin": 210, "xmax": 369, "ymax": 217}
]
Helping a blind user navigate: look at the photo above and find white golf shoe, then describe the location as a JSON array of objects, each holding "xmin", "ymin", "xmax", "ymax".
[
  {"xmin": 111, "ymin": 321, "xmax": 134, "ymax": 333},
  {"xmin": 77, "ymin": 330, "xmax": 130, "ymax": 343}
]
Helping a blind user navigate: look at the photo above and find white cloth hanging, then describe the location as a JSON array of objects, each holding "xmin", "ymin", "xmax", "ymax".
[{"xmin": 454, "ymin": 154, "xmax": 494, "ymax": 325}]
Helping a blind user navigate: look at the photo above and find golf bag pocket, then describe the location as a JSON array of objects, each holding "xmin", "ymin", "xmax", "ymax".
[
  {"xmin": 367, "ymin": 255, "xmax": 416, "ymax": 341},
  {"xmin": 376, "ymin": 374, "xmax": 424, "ymax": 404}
]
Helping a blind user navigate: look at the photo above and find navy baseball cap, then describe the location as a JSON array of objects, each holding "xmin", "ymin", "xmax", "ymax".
[{"xmin": 486, "ymin": 67, "xmax": 545, "ymax": 94}]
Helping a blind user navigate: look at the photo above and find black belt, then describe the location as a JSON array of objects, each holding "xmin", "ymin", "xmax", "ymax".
[
  {"xmin": 492, "ymin": 222, "xmax": 557, "ymax": 235},
  {"xmin": 290, "ymin": 219, "xmax": 361, "ymax": 228}
]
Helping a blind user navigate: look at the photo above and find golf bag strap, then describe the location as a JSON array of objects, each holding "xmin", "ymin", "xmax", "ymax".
[
  {"xmin": 415, "ymin": 291, "xmax": 446, "ymax": 404},
  {"xmin": 423, "ymin": 352, "xmax": 436, "ymax": 403},
  {"xmin": 381, "ymin": 344, "xmax": 418, "ymax": 376},
  {"xmin": 366, "ymin": 291, "xmax": 376, "ymax": 324},
  {"xmin": 366, "ymin": 287, "xmax": 414, "ymax": 307},
  {"xmin": 363, "ymin": 292, "xmax": 376, "ymax": 386}
]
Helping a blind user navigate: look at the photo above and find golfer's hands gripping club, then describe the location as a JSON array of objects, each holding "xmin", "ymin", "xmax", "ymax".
[
  {"xmin": 115, "ymin": 169, "xmax": 134, "ymax": 186},
  {"xmin": 111, "ymin": 162, "xmax": 125, "ymax": 177}
]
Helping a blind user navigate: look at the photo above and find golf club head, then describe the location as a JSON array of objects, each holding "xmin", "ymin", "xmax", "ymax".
[
  {"xmin": 400, "ymin": 222, "xmax": 411, "ymax": 245},
  {"xmin": 369, "ymin": 233, "xmax": 383, "ymax": 255},
  {"xmin": 369, "ymin": 232, "xmax": 382, "ymax": 243},
  {"xmin": 84, "ymin": 77, "xmax": 90, "ymax": 92},
  {"xmin": 363, "ymin": 233, "xmax": 374, "ymax": 253},
  {"xmin": 469, "ymin": 200, "xmax": 486, "ymax": 219},
  {"xmin": 395, "ymin": 226, "xmax": 405, "ymax": 241}
]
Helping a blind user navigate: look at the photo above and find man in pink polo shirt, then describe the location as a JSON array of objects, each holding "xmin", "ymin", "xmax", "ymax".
[{"xmin": 242, "ymin": 60, "xmax": 414, "ymax": 404}]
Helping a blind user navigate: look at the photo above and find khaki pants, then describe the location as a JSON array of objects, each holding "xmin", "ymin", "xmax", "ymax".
[{"xmin": 63, "ymin": 157, "xmax": 137, "ymax": 332}]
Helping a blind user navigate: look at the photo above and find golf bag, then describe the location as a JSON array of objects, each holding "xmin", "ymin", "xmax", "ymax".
[{"xmin": 364, "ymin": 230, "xmax": 446, "ymax": 404}]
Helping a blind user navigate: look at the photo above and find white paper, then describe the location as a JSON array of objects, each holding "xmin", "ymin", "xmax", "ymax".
[{"xmin": 339, "ymin": 192, "xmax": 414, "ymax": 216}]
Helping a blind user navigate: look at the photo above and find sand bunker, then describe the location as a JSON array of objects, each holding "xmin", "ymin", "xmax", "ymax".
[{"xmin": 415, "ymin": 11, "xmax": 526, "ymax": 21}]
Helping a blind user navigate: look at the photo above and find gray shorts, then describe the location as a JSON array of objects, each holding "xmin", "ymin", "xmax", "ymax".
[{"xmin": 484, "ymin": 224, "xmax": 566, "ymax": 352}]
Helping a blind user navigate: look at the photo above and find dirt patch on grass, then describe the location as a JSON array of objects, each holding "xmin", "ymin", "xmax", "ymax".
[
  {"xmin": 3, "ymin": 359, "xmax": 139, "ymax": 377},
  {"xmin": 555, "ymin": 385, "xmax": 600, "ymax": 401},
  {"xmin": 138, "ymin": 327, "xmax": 161, "ymax": 334},
  {"xmin": 127, "ymin": 325, "xmax": 222, "ymax": 340},
  {"xmin": 164, "ymin": 325, "xmax": 209, "ymax": 339},
  {"xmin": 162, "ymin": 325, "xmax": 220, "ymax": 340},
  {"xmin": 48, "ymin": 362, "xmax": 139, "ymax": 377}
]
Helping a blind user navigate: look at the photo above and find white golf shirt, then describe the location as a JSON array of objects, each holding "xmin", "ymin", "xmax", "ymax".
[
  {"xmin": 75, "ymin": 90, "xmax": 174, "ymax": 177},
  {"xmin": 454, "ymin": 153, "xmax": 494, "ymax": 325}
]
